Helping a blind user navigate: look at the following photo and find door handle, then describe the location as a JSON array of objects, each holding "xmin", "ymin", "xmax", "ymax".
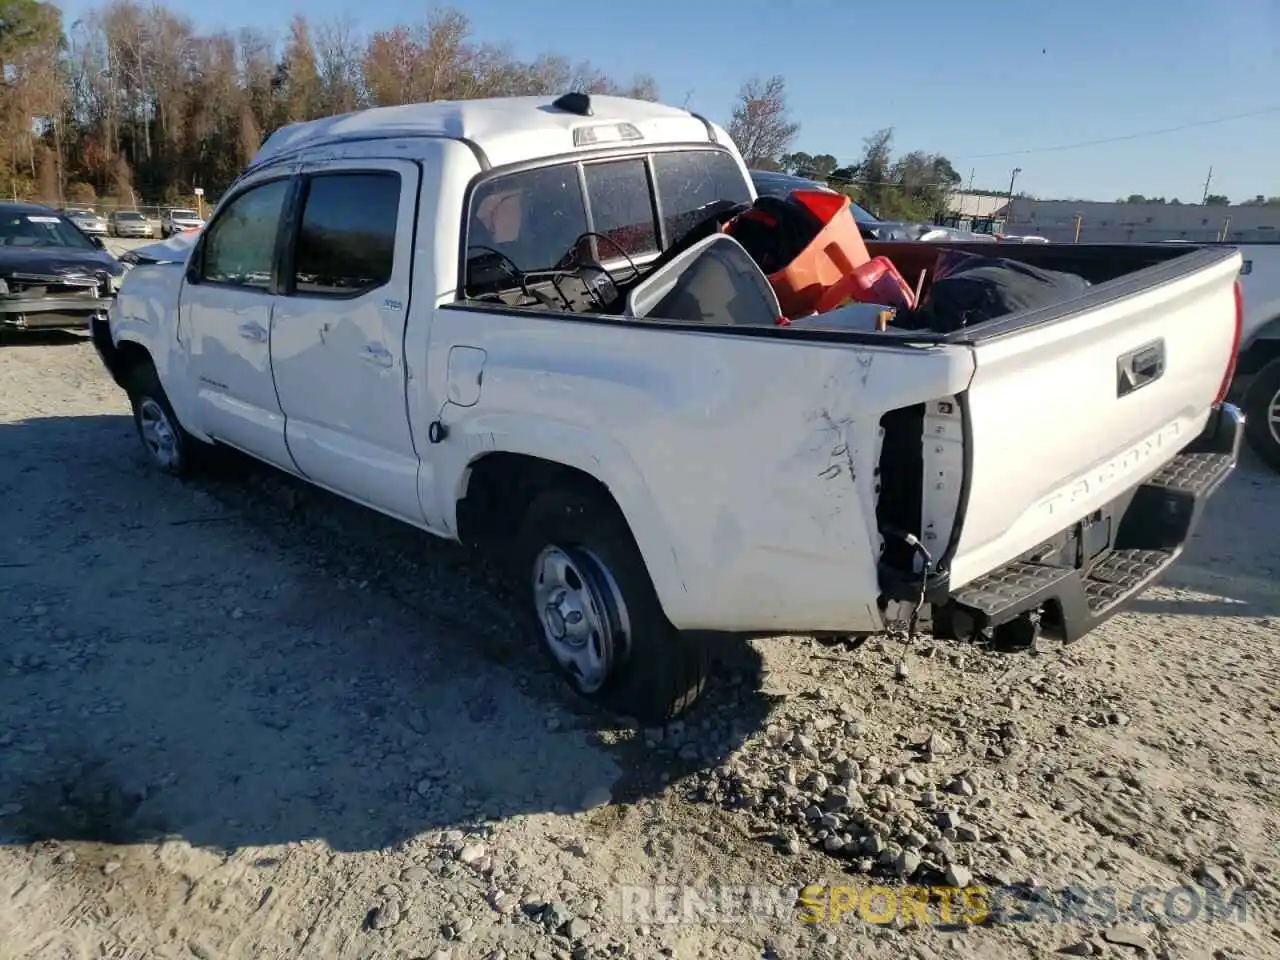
[
  {"xmin": 238, "ymin": 321, "xmax": 268, "ymax": 344},
  {"xmin": 1116, "ymin": 338, "xmax": 1165, "ymax": 397},
  {"xmin": 360, "ymin": 344, "xmax": 394, "ymax": 368}
]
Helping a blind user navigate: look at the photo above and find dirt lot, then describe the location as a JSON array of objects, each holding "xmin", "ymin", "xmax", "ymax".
[{"xmin": 1, "ymin": 331, "xmax": 1278, "ymax": 960}]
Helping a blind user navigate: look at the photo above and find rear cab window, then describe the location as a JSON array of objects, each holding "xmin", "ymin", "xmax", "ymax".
[{"xmin": 462, "ymin": 148, "xmax": 750, "ymax": 300}]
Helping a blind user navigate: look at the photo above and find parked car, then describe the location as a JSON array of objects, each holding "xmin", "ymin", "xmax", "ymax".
[
  {"xmin": 94, "ymin": 93, "xmax": 1242, "ymax": 723},
  {"xmin": 749, "ymin": 169, "xmax": 996, "ymax": 242},
  {"xmin": 62, "ymin": 207, "xmax": 109, "ymax": 237},
  {"xmin": 160, "ymin": 208, "xmax": 204, "ymax": 237},
  {"xmin": 0, "ymin": 202, "xmax": 123, "ymax": 332},
  {"xmin": 1220, "ymin": 242, "xmax": 1280, "ymax": 472},
  {"xmin": 108, "ymin": 209, "xmax": 155, "ymax": 239}
]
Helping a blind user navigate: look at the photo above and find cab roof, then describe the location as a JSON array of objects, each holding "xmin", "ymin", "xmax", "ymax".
[{"xmin": 249, "ymin": 94, "xmax": 725, "ymax": 173}]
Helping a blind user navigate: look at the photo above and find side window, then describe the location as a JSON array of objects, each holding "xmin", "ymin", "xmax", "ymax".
[
  {"xmin": 293, "ymin": 172, "xmax": 401, "ymax": 297},
  {"xmin": 582, "ymin": 159, "xmax": 658, "ymax": 259},
  {"xmin": 201, "ymin": 179, "xmax": 290, "ymax": 289},
  {"xmin": 465, "ymin": 164, "xmax": 587, "ymax": 293},
  {"xmin": 652, "ymin": 151, "xmax": 753, "ymax": 243}
]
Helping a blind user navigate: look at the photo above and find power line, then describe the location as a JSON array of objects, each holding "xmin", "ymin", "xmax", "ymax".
[
  {"xmin": 950, "ymin": 105, "xmax": 1280, "ymax": 161},
  {"xmin": 789, "ymin": 104, "xmax": 1280, "ymax": 173}
]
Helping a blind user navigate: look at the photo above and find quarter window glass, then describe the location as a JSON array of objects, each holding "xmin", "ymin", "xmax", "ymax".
[
  {"xmin": 583, "ymin": 159, "xmax": 658, "ymax": 259},
  {"xmin": 201, "ymin": 179, "xmax": 289, "ymax": 289},
  {"xmin": 652, "ymin": 151, "xmax": 752, "ymax": 243},
  {"xmin": 293, "ymin": 173, "xmax": 401, "ymax": 296}
]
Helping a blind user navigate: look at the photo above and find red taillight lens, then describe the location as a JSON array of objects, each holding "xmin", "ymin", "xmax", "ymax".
[{"xmin": 1214, "ymin": 277, "xmax": 1244, "ymax": 404}]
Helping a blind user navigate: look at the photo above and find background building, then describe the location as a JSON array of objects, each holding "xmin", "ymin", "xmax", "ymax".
[{"xmin": 1001, "ymin": 198, "xmax": 1280, "ymax": 243}]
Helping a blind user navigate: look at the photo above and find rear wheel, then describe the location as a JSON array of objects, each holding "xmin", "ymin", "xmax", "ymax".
[
  {"xmin": 514, "ymin": 485, "xmax": 708, "ymax": 725},
  {"xmin": 1243, "ymin": 357, "xmax": 1280, "ymax": 473}
]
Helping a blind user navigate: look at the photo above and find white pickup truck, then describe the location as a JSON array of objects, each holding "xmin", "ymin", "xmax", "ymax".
[{"xmin": 92, "ymin": 93, "xmax": 1244, "ymax": 724}]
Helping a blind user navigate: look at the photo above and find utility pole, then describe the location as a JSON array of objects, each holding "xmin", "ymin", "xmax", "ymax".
[
  {"xmin": 1006, "ymin": 167, "xmax": 1022, "ymax": 225},
  {"xmin": 1201, "ymin": 166, "xmax": 1214, "ymax": 204}
]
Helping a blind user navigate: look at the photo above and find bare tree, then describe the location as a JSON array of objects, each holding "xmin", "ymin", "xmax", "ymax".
[
  {"xmin": 237, "ymin": 98, "xmax": 261, "ymax": 166},
  {"xmin": 279, "ymin": 16, "xmax": 321, "ymax": 123},
  {"xmin": 726, "ymin": 75, "xmax": 798, "ymax": 169},
  {"xmin": 313, "ymin": 18, "xmax": 363, "ymax": 114}
]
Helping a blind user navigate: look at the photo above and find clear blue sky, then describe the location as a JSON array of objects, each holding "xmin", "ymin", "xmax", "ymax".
[{"xmin": 60, "ymin": 0, "xmax": 1280, "ymax": 202}]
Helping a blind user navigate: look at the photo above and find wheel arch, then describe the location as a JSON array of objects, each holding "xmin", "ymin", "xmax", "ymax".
[
  {"xmin": 450, "ymin": 440, "xmax": 691, "ymax": 624},
  {"xmin": 1238, "ymin": 316, "xmax": 1280, "ymax": 376}
]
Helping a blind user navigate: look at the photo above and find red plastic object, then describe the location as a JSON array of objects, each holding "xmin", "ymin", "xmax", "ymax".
[
  {"xmin": 812, "ymin": 255, "xmax": 916, "ymax": 314},
  {"xmin": 1216, "ymin": 278, "xmax": 1244, "ymax": 403},
  {"xmin": 764, "ymin": 190, "xmax": 872, "ymax": 319}
]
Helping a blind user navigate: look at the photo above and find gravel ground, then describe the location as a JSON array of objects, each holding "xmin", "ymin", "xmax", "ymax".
[{"xmin": 1, "ymin": 332, "xmax": 1278, "ymax": 960}]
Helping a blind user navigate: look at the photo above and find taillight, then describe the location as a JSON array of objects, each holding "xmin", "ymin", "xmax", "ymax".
[{"xmin": 1214, "ymin": 277, "xmax": 1244, "ymax": 404}]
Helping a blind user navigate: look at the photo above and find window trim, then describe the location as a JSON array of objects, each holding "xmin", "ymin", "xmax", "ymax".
[
  {"xmin": 277, "ymin": 168, "xmax": 405, "ymax": 302},
  {"xmin": 455, "ymin": 143, "xmax": 746, "ymax": 302},
  {"xmin": 187, "ymin": 174, "xmax": 298, "ymax": 295}
]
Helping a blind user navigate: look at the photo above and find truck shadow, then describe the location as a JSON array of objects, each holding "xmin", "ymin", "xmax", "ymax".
[
  {"xmin": 1129, "ymin": 455, "xmax": 1280, "ymax": 619},
  {"xmin": 0, "ymin": 412, "xmax": 775, "ymax": 855},
  {"xmin": 0, "ymin": 329, "xmax": 90, "ymax": 348}
]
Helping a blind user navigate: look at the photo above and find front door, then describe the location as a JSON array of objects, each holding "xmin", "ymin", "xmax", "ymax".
[
  {"xmin": 268, "ymin": 161, "xmax": 424, "ymax": 523},
  {"xmin": 180, "ymin": 175, "xmax": 296, "ymax": 468}
]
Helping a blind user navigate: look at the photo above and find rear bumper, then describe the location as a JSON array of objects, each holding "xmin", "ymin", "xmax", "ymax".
[{"xmin": 939, "ymin": 402, "xmax": 1242, "ymax": 643}]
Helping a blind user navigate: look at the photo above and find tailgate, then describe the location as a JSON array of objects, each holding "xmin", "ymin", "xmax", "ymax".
[{"xmin": 945, "ymin": 248, "xmax": 1242, "ymax": 588}]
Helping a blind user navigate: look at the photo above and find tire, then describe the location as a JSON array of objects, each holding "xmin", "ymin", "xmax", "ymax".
[
  {"xmin": 126, "ymin": 362, "xmax": 207, "ymax": 477},
  {"xmin": 1243, "ymin": 358, "xmax": 1280, "ymax": 473},
  {"xmin": 514, "ymin": 485, "xmax": 709, "ymax": 725}
]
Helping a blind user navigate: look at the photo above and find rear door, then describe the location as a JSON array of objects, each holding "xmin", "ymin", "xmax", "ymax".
[
  {"xmin": 944, "ymin": 250, "xmax": 1242, "ymax": 587},
  {"xmin": 268, "ymin": 160, "xmax": 424, "ymax": 523}
]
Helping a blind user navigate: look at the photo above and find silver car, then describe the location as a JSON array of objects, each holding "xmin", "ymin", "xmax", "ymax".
[
  {"xmin": 64, "ymin": 207, "xmax": 109, "ymax": 237},
  {"xmin": 161, "ymin": 208, "xmax": 205, "ymax": 237},
  {"xmin": 108, "ymin": 210, "xmax": 155, "ymax": 238}
]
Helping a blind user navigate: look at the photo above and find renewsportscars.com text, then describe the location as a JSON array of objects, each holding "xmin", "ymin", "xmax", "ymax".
[{"xmin": 614, "ymin": 883, "xmax": 1252, "ymax": 927}]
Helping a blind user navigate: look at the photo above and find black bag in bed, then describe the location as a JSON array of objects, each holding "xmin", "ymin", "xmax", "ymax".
[{"xmin": 908, "ymin": 249, "xmax": 1091, "ymax": 334}]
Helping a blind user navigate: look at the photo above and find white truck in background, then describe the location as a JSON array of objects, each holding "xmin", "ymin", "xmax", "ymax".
[{"xmin": 92, "ymin": 93, "xmax": 1244, "ymax": 724}]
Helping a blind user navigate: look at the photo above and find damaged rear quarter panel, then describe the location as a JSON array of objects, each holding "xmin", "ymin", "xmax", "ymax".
[{"xmin": 430, "ymin": 306, "xmax": 975, "ymax": 633}]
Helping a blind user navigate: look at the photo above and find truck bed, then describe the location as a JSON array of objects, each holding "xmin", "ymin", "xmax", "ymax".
[
  {"xmin": 867, "ymin": 240, "xmax": 1239, "ymax": 342},
  {"xmin": 437, "ymin": 239, "xmax": 1241, "ymax": 637}
]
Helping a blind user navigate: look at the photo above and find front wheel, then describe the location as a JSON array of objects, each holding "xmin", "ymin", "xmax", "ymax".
[
  {"xmin": 1243, "ymin": 357, "xmax": 1280, "ymax": 473},
  {"xmin": 125, "ymin": 362, "xmax": 228, "ymax": 478},
  {"xmin": 514, "ymin": 486, "xmax": 708, "ymax": 725}
]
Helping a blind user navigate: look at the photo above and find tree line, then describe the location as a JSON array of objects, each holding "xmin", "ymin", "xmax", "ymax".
[
  {"xmin": 10, "ymin": 3, "xmax": 1242, "ymax": 219},
  {"xmin": 1120, "ymin": 194, "xmax": 1280, "ymax": 207},
  {"xmin": 0, "ymin": 0, "xmax": 660, "ymax": 208},
  {"xmin": 0, "ymin": 0, "xmax": 967, "ymax": 221}
]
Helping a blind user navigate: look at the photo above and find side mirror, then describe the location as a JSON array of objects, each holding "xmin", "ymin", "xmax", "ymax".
[{"xmin": 89, "ymin": 235, "xmax": 105, "ymax": 249}]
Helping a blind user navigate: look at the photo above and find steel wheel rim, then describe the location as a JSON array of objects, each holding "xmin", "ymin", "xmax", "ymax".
[
  {"xmin": 138, "ymin": 398, "xmax": 180, "ymax": 470},
  {"xmin": 532, "ymin": 545, "xmax": 630, "ymax": 694}
]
